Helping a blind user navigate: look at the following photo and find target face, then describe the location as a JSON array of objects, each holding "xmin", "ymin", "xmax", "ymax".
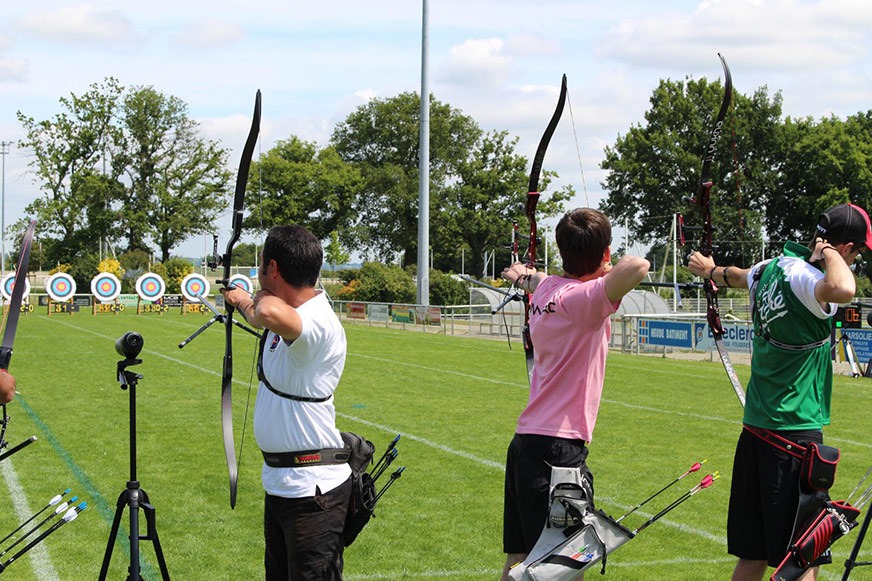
[
  {"xmin": 181, "ymin": 273, "xmax": 210, "ymax": 302},
  {"xmin": 135, "ymin": 272, "xmax": 166, "ymax": 302},
  {"xmin": 46, "ymin": 273, "xmax": 77, "ymax": 302},
  {"xmin": 0, "ymin": 272, "xmax": 30, "ymax": 301},
  {"xmin": 228, "ymin": 274, "xmax": 254, "ymax": 295},
  {"xmin": 90, "ymin": 273, "xmax": 121, "ymax": 303}
]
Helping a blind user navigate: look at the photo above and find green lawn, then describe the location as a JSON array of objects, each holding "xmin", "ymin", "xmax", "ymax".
[{"xmin": 1, "ymin": 310, "xmax": 871, "ymax": 579}]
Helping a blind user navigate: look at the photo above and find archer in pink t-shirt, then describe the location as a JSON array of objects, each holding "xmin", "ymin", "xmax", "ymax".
[
  {"xmin": 501, "ymin": 208, "xmax": 649, "ymax": 581},
  {"xmin": 516, "ymin": 275, "xmax": 620, "ymax": 442}
]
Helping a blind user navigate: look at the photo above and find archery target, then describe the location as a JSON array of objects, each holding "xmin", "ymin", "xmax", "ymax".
[
  {"xmin": 90, "ymin": 273, "xmax": 121, "ymax": 303},
  {"xmin": 228, "ymin": 274, "xmax": 254, "ymax": 295},
  {"xmin": 0, "ymin": 272, "xmax": 30, "ymax": 301},
  {"xmin": 46, "ymin": 273, "xmax": 77, "ymax": 302},
  {"xmin": 135, "ymin": 272, "xmax": 166, "ymax": 302},
  {"xmin": 181, "ymin": 273, "xmax": 210, "ymax": 301}
]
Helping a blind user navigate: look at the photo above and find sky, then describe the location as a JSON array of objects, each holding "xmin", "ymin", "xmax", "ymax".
[{"xmin": 2, "ymin": 0, "xmax": 872, "ymax": 263}]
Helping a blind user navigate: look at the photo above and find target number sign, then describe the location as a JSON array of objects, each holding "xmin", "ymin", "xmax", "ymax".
[
  {"xmin": 90, "ymin": 273, "xmax": 122, "ymax": 303},
  {"xmin": 1, "ymin": 271, "xmax": 30, "ymax": 301},
  {"xmin": 135, "ymin": 272, "xmax": 167, "ymax": 303},
  {"xmin": 181, "ymin": 273, "xmax": 210, "ymax": 302},
  {"xmin": 47, "ymin": 273, "xmax": 77, "ymax": 302}
]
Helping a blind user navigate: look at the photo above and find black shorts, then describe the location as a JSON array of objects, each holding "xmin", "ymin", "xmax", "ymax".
[
  {"xmin": 264, "ymin": 477, "xmax": 352, "ymax": 581},
  {"xmin": 503, "ymin": 433, "xmax": 592, "ymax": 554},
  {"xmin": 728, "ymin": 427, "xmax": 829, "ymax": 567}
]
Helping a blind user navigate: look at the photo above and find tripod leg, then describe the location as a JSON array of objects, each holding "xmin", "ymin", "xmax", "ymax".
[
  {"xmin": 140, "ymin": 490, "xmax": 170, "ymax": 581},
  {"xmin": 99, "ymin": 490, "xmax": 130, "ymax": 581},
  {"xmin": 843, "ymin": 507, "xmax": 872, "ymax": 580}
]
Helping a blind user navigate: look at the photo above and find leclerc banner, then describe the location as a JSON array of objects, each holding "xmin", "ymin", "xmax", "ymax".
[{"xmin": 693, "ymin": 322, "xmax": 755, "ymax": 353}]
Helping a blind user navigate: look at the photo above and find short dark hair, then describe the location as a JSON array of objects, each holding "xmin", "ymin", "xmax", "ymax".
[
  {"xmin": 555, "ymin": 208, "xmax": 611, "ymax": 276},
  {"xmin": 262, "ymin": 225, "xmax": 322, "ymax": 288}
]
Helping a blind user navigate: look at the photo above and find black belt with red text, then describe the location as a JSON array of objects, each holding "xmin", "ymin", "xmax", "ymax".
[{"xmin": 261, "ymin": 447, "xmax": 351, "ymax": 468}]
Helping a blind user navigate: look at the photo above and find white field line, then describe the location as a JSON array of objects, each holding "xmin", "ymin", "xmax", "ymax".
[{"xmin": 0, "ymin": 459, "xmax": 58, "ymax": 580}]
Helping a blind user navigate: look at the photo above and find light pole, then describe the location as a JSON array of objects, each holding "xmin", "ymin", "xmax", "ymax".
[{"xmin": 0, "ymin": 141, "xmax": 11, "ymax": 277}]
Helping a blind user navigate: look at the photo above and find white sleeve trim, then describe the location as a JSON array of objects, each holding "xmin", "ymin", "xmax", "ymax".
[{"xmin": 779, "ymin": 257, "xmax": 836, "ymax": 319}]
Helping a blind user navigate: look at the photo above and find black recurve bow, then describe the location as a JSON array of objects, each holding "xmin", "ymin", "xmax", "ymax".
[
  {"xmin": 691, "ymin": 54, "xmax": 746, "ymax": 407},
  {"xmin": 522, "ymin": 74, "xmax": 568, "ymax": 386},
  {"xmin": 220, "ymin": 90, "xmax": 261, "ymax": 508},
  {"xmin": 0, "ymin": 220, "xmax": 36, "ymax": 455}
]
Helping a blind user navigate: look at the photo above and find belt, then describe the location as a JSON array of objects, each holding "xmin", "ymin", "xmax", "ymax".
[
  {"xmin": 743, "ymin": 424, "xmax": 808, "ymax": 460},
  {"xmin": 261, "ymin": 447, "xmax": 351, "ymax": 468}
]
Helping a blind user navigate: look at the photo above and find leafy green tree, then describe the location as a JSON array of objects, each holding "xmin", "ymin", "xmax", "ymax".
[
  {"xmin": 162, "ymin": 257, "xmax": 194, "ymax": 293},
  {"xmin": 336, "ymin": 262, "xmax": 415, "ymax": 303},
  {"xmin": 331, "ymin": 93, "xmax": 481, "ymax": 264},
  {"xmin": 325, "ymin": 231, "xmax": 350, "ymax": 273},
  {"xmin": 230, "ymin": 242, "xmax": 260, "ymax": 266},
  {"xmin": 114, "ymin": 86, "xmax": 232, "ymax": 260},
  {"xmin": 428, "ymin": 269, "xmax": 466, "ymax": 306},
  {"xmin": 436, "ymin": 130, "xmax": 570, "ymax": 276},
  {"xmin": 17, "ymin": 78, "xmax": 125, "ymax": 263},
  {"xmin": 68, "ymin": 252, "xmax": 100, "ymax": 290},
  {"xmin": 244, "ymin": 137, "xmax": 361, "ymax": 245},
  {"xmin": 600, "ymin": 78, "xmax": 781, "ymax": 267}
]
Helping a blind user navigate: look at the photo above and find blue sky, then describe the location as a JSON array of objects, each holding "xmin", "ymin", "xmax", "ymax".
[{"xmin": 2, "ymin": 0, "xmax": 872, "ymax": 261}]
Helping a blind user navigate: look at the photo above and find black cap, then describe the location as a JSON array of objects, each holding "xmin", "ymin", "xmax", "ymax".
[{"xmin": 816, "ymin": 203, "xmax": 872, "ymax": 250}]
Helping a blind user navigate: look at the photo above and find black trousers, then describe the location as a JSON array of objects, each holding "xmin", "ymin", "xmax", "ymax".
[{"xmin": 264, "ymin": 477, "xmax": 352, "ymax": 581}]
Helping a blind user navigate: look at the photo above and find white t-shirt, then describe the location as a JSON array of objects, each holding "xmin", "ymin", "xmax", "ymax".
[{"xmin": 253, "ymin": 291, "xmax": 351, "ymax": 498}]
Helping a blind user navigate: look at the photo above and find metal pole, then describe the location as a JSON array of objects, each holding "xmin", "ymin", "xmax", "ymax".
[
  {"xmin": 416, "ymin": 0, "xmax": 430, "ymax": 306},
  {"xmin": 672, "ymin": 214, "xmax": 678, "ymax": 312},
  {"xmin": 0, "ymin": 141, "xmax": 11, "ymax": 277}
]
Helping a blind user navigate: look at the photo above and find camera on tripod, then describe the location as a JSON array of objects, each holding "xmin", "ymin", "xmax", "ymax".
[{"xmin": 115, "ymin": 331, "xmax": 143, "ymax": 359}]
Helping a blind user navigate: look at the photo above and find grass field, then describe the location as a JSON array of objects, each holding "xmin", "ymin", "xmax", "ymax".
[{"xmin": 1, "ymin": 309, "xmax": 872, "ymax": 580}]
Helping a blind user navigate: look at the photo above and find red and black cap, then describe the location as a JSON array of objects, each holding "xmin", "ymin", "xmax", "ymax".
[{"xmin": 816, "ymin": 203, "xmax": 872, "ymax": 250}]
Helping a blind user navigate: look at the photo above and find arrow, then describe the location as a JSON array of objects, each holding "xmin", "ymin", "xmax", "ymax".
[
  {"xmin": 0, "ymin": 487, "xmax": 70, "ymax": 546},
  {"xmin": 634, "ymin": 473, "xmax": 719, "ymax": 534},
  {"xmin": 617, "ymin": 460, "xmax": 706, "ymax": 522}
]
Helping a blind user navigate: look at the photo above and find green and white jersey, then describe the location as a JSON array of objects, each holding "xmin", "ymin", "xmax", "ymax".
[{"xmin": 745, "ymin": 241, "xmax": 837, "ymax": 430}]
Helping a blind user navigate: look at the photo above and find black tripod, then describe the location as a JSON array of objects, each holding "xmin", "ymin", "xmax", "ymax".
[
  {"xmin": 843, "ymin": 509, "xmax": 872, "ymax": 579},
  {"xmin": 99, "ymin": 334, "xmax": 170, "ymax": 580}
]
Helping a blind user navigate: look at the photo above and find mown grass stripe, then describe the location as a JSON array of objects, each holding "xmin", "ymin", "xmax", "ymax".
[{"xmin": 0, "ymin": 457, "xmax": 57, "ymax": 580}]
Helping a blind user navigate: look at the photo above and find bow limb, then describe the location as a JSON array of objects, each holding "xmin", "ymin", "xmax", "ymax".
[
  {"xmin": 522, "ymin": 74, "xmax": 567, "ymax": 385},
  {"xmin": 221, "ymin": 90, "xmax": 261, "ymax": 509},
  {"xmin": 0, "ymin": 220, "xmax": 36, "ymax": 450},
  {"xmin": 693, "ymin": 54, "xmax": 745, "ymax": 407}
]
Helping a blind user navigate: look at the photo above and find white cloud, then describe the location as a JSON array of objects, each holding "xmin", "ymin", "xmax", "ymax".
[
  {"xmin": 17, "ymin": 4, "xmax": 141, "ymax": 46},
  {"xmin": 438, "ymin": 38, "xmax": 512, "ymax": 88},
  {"xmin": 598, "ymin": 0, "xmax": 872, "ymax": 71},
  {"xmin": 174, "ymin": 18, "xmax": 244, "ymax": 49},
  {"xmin": 0, "ymin": 33, "xmax": 27, "ymax": 82},
  {"xmin": 502, "ymin": 34, "xmax": 561, "ymax": 58},
  {"xmin": 0, "ymin": 57, "xmax": 28, "ymax": 82}
]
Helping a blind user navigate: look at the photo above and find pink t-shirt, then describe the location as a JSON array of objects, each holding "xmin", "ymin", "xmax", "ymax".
[{"xmin": 516, "ymin": 275, "xmax": 619, "ymax": 442}]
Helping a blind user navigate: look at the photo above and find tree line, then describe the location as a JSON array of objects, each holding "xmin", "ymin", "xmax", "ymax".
[{"xmin": 14, "ymin": 75, "xmax": 872, "ymax": 301}]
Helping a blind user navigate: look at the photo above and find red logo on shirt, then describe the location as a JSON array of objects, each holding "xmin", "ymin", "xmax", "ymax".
[{"xmin": 269, "ymin": 334, "xmax": 281, "ymax": 351}]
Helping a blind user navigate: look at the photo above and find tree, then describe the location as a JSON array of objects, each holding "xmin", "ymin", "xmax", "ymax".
[
  {"xmin": 331, "ymin": 93, "xmax": 481, "ymax": 264},
  {"xmin": 325, "ymin": 231, "xmax": 350, "ymax": 273},
  {"xmin": 436, "ymin": 130, "xmax": 570, "ymax": 276},
  {"xmin": 17, "ymin": 78, "xmax": 125, "ymax": 263},
  {"xmin": 114, "ymin": 86, "xmax": 232, "ymax": 261},
  {"xmin": 243, "ymin": 137, "xmax": 361, "ymax": 244},
  {"xmin": 335, "ymin": 262, "xmax": 415, "ymax": 303},
  {"xmin": 600, "ymin": 78, "xmax": 781, "ymax": 267}
]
